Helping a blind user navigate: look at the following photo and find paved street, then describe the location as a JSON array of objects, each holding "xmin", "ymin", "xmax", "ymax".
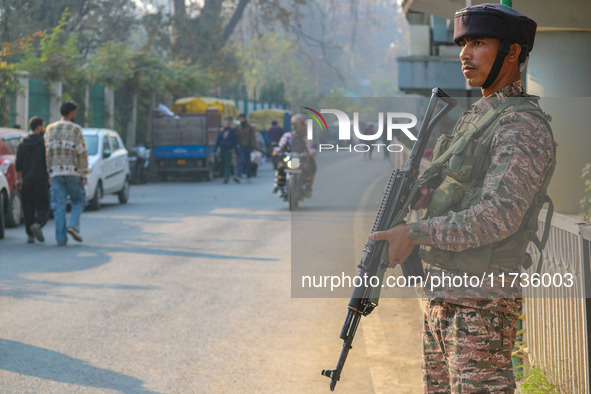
[{"xmin": 0, "ymin": 152, "xmax": 423, "ymax": 393}]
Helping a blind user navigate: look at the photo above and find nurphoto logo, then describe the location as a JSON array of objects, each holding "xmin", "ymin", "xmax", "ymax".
[{"xmin": 302, "ymin": 107, "xmax": 418, "ymax": 153}]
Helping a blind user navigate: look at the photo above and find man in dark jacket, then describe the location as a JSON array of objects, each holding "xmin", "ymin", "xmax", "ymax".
[
  {"xmin": 15, "ymin": 116, "xmax": 50, "ymax": 243},
  {"xmin": 235, "ymin": 114, "xmax": 257, "ymax": 183},
  {"xmin": 214, "ymin": 118, "xmax": 238, "ymax": 183}
]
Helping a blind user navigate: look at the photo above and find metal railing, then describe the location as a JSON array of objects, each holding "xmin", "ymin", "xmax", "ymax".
[{"xmin": 524, "ymin": 212, "xmax": 591, "ymax": 393}]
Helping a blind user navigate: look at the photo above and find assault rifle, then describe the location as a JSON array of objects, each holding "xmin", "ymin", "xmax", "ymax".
[{"xmin": 321, "ymin": 88, "xmax": 457, "ymax": 391}]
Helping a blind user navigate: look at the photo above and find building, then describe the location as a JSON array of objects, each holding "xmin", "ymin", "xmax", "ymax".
[{"xmin": 398, "ymin": 0, "xmax": 591, "ymax": 214}]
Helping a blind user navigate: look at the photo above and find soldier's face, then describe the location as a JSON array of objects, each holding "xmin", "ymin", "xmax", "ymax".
[{"xmin": 459, "ymin": 37, "xmax": 500, "ymax": 87}]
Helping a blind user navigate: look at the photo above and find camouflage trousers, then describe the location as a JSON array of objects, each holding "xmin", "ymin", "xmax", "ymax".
[{"xmin": 423, "ymin": 301, "xmax": 518, "ymax": 393}]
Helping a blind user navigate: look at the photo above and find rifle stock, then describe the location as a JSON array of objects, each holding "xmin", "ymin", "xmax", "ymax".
[{"xmin": 322, "ymin": 88, "xmax": 456, "ymax": 391}]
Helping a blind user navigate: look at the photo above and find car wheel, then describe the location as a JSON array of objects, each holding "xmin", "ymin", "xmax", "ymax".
[
  {"xmin": 5, "ymin": 189, "xmax": 23, "ymax": 227},
  {"xmin": 88, "ymin": 181, "xmax": 102, "ymax": 211},
  {"xmin": 0, "ymin": 192, "xmax": 5, "ymax": 239},
  {"xmin": 118, "ymin": 177, "xmax": 130, "ymax": 204}
]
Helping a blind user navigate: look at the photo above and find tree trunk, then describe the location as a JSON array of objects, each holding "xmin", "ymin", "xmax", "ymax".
[
  {"xmin": 126, "ymin": 93, "xmax": 138, "ymax": 149},
  {"xmin": 203, "ymin": 0, "xmax": 222, "ymax": 23},
  {"xmin": 173, "ymin": 0, "xmax": 186, "ymax": 19},
  {"xmin": 222, "ymin": 0, "xmax": 251, "ymax": 43}
]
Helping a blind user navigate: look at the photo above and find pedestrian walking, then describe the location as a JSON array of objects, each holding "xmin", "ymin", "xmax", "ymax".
[
  {"xmin": 214, "ymin": 118, "xmax": 238, "ymax": 183},
  {"xmin": 15, "ymin": 116, "xmax": 50, "ymax": 244},
  {"xmin": 235, "ymin": 114, "xmax": 257, "ymax": 183},
  {"xmin": 46, "ymin": 101, "xmax": 88, "ymax": 245}
]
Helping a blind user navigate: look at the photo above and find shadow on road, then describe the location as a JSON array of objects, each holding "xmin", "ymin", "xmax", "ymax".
[{"xmin": 0, "ymin": 339, "xmax": 160, "ymax": 393}]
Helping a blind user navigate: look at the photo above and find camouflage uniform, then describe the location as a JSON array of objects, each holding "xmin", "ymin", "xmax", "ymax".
[{"xmin": 407, "ymin": 80, "xmax": 555, "ymax": 392}]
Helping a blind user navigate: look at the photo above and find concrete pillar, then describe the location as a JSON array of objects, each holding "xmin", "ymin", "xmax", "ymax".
[
  {"xmin": 104, "ymin": 87, "xmax": 115, "ymax": 129},
  {"xmin": 527, "ymin": 31, "xmax": 591, "ymax": 214},
  {"xmin": 84, "ymin": 86, "xmax": 90, "ymax": 127},
  {"xmin": 409, "ymin": 25, "xmax": 431, "ymax": 56},
  {"xmin": 126, "ymin": 93, "xmax": 138, "ymax": 149},
  {"xmin": 49, "ymin": 81, "xmax": 63, "ymax": 123},
  {"xmin": 15, "ymin": 72, "xmax": 29, "ymax": 129}
]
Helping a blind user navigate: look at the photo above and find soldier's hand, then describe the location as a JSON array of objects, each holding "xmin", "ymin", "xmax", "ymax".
[
  {"xmin": 368, "ymin": 224, "xmax": 416, "ymax": 268},
  {"xmin": 412, "ymin": 184, "xmax": 434, "ymax": 210}
]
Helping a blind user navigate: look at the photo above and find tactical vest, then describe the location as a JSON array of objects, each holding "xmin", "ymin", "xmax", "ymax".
[{"xmin": 418, "ymin": 95, "xmax": 556, "ymax": 274}]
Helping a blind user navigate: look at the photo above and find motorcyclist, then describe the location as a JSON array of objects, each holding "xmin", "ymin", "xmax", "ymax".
[{"xmin": 272, "ymin": 114, "xmax": 317, "ymax": 198}]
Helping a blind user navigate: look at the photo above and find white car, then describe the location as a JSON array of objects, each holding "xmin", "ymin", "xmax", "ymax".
[
  {"xmin": 83, "ymin": 128, "xmax": 131, "ymax": 210},
  {"xmin": 0, "ymin": 171, "xmax": 8, "ymax": 238}
]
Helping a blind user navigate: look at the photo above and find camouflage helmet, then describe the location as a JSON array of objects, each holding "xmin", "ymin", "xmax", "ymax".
[{"xmin": 454, "ymin": 3, "xmax": 537, "ymax": 88}]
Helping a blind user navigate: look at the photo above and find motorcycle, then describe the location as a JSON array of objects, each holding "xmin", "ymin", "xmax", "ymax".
[{"xmin": 280, "ymin": 152, "xmax": 311, "ymax": 210}]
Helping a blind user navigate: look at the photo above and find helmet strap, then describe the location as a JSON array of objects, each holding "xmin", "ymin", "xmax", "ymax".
[
  {"xmin": 482, "ymin": 40, "xmax": 512, "ymax": 89},
  {"xmin": 519, "ymin": 55, "xmax": 529, "ymax": 73}
]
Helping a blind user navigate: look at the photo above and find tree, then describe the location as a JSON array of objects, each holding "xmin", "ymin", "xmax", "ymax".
[
  {"xmin": 17, "ymin": 10, "xmax": 84, "ymax": 84},
  {"xmin": 238, "ymin": 32, "xmax": 314, "ymax": 103},
  {"xmin": 89, "ymin": 41, "xmax": 207, "ymax": 146},
  {"xmin": 0, "ymin": 32, "xmax": 42, "ymax": 126},
  {"xmin": 0, "ymin": 0, "xmax": 137, "ymax": 55},
  {"xmin": 170, "ymin": 0, "xmax": 306, "ymax": 94}
]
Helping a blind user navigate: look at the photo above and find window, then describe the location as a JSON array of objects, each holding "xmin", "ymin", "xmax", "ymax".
[
  {"xmin": 103, "ymin": 136, "xmax": 112, "ymax": 155},
  {"xmin": 2, "ymin": 136, "xmax": 23, "ymax": 154},
  {"xmin": 83, "ymin": 135, "xmax": 99, "ymax": 155},
  {"xmin": 109, "ymin": 136, "xmax": 120, "ymax": 151}
]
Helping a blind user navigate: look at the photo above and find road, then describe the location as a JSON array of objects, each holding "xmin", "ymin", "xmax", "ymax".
[{"xmin": 0, "ymin": 151, "xmax": 423, "ymax": 393}]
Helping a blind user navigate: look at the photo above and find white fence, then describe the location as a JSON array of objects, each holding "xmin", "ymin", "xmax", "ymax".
[{"xmin": 524, "ymin": 212, "xmax": 591, "ymax": 393}]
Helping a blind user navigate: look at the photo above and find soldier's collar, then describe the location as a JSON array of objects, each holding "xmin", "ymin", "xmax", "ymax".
[{"xmin": 472, "ymin": 80, "xmax": 525, "ymax": 113}]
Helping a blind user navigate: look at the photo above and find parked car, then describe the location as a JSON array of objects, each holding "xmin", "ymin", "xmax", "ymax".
[
  {"xmin": 0, "ymin": 172, "xmax": 8, "ymax": 238},
  {"xmin": 82, "ymin": 128, "xmax": 131, "ymax": 210},
  {"xmin": 0, "ymin": 128, "xmax": 27, "ymax": 227}
]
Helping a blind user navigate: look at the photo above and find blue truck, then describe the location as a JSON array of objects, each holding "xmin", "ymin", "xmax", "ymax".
[{"xmin": 152, "ymin": 109, "xmax": 220, "ymax": 181}]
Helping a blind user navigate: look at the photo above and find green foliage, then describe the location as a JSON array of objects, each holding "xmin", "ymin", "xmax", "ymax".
[
  {"xmin": 88, "ymin": 42, "xmax": 134, "ymax": 89},
  {"xmin": 163, "ymin": 60, "xmax": 208, "ymax": 99},
  {"xmin": 0, "ymin": 0, "xmax": 137, "ymax": 53},
  {"xmin": 581, "ymin": 163, "xmax": 591, "ymax": 221},
  {"xmin": 239, "ymin": 33, "xmax": 314, "ymax": 102},
  {"xmin": 519, "ymin": 365, "xmax": 566, "ymax": 393},
  {"xmin": 17, "ymin": 10, "xmax": 84, "ymax": 84},
  {"xmin": 0, "ymin": 33, "xmax": 43, "ymax": 126},
  {"xmin": 259, "ymin": 80, "xmax": 286, "ymax": 106},
  {"xmin": 89, "ymin": 41, "xmax": 206, "ymax": 98}
]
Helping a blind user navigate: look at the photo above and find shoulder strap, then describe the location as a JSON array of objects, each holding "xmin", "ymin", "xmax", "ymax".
[{"xmin": 514, "ymin": 96, "xmax": 557, "ymax": 273}]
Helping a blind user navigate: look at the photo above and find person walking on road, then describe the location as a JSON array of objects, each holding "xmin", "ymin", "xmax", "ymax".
[
  {"xmin": 46, "ymin": 101, "xmax": 88, "ymax": 245},
  {"xmin": 235, "ymin": 114, "xmax": 257, "ymax": 183},
  {"xmin": 214, "ymin": 118, "xmax": 238, "ymax": 183},
  {"xmin": 15, "ymin": 116, "xmax": 50, "ymax": 244}
]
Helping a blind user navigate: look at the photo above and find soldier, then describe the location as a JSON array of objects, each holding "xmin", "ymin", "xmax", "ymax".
[{"xmin": 369, "ymin": 4, "xmax": 555, "ymax": 393}]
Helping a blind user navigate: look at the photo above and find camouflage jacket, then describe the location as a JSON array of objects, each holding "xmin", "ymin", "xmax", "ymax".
[{"xmin": 407, "ymin": 80, "xmax": 555, "ymax": 315}]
